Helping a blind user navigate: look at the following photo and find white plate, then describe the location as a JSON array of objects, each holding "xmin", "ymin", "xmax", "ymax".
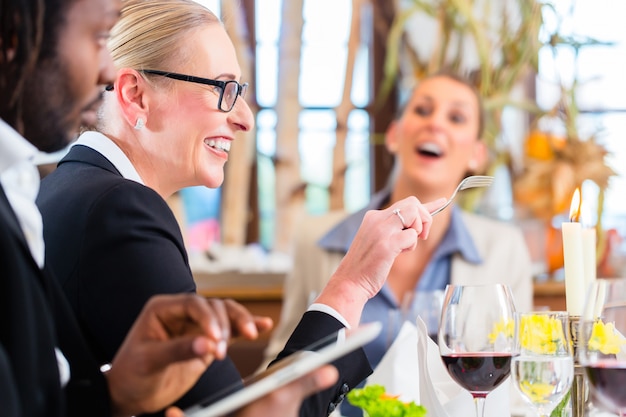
[{"xmin": 184, "ymin": 321, "xmax": 382, "ymax": 417}]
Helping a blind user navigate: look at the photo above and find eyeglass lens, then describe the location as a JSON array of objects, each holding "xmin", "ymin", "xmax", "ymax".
[{"xmin": 221, "ymin": 81, "xmax": 247, "ymax": 112}]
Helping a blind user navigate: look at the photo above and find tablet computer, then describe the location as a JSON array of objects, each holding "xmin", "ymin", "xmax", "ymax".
[{"xmin": 183, "ymin": 321, "xmax": 382, "ymax": 417}]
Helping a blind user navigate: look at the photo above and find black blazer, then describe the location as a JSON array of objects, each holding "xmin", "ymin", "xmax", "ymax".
[
  {"xmin": 0, "ymin": 185, "xmax": 111, "ymax": 417},
  {"xmin": 37, "ymin": 144, "xmax": 371, "ymax": 417}
]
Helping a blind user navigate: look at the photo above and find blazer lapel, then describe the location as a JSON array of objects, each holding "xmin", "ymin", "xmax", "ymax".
[{"xmin": 0, "ymin": 185, "xmax": 31, "ymax": 254}]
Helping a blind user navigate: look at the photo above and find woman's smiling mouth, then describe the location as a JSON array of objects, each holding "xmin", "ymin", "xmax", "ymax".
[
  {"xmin": 416, "ymin": 142, "xmax": 443, "ymax": 158},
  {"xmin": 204, "ymin": 138, "xmax": 231, "ymax": 153}
]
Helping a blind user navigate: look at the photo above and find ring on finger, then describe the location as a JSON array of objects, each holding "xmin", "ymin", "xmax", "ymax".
[{"xmin": 392, "ymin": 208, "xmax": 408, "ymax": 229}]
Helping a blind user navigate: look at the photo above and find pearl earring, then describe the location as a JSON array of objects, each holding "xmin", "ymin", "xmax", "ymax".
[{"xmin": 134, "ymin": 118, "xmax": 145, "ymax": 130}]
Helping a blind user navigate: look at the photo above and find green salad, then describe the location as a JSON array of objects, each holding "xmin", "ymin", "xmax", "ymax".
[{"xmin": 346, "ymin": 384, "xmax": 427, "ymax": 417}]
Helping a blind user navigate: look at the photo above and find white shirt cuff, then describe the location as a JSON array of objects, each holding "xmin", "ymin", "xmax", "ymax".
[{"xmin": 307, "ymin": 303, "xmax": 351, "ymax": 329}]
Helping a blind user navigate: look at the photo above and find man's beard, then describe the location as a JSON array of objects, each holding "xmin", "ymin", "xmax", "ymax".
[{"xmin": 20, "ymin": 58, "xmax": 79, "ymax": 153}]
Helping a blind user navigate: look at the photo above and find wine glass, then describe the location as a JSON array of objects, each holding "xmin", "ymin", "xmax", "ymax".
[
  {"xmin": 579, "ymin": 278, "xmax": 626, "ymax": 416},
  {"xmin": 386, "ymin": 290, "xmax": 443, "ymax": 347},
  {"xmin": 511, "ymin": 311, "xmax": 574, "ymax": 417},
  {"xmin": 438, "ymin": 283, "xmax": 518, "ymax": 417},
  {"xmin": 410, "ymin": 289, "xmax": 444, "ymax": 342}
]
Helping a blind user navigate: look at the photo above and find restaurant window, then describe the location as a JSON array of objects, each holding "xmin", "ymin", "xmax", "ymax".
[
  {"xmin": 254, "ymin": 0, "xmax": 370, "ymax": 248},
  {"xmin": 537, "ymin": 0, "xmax": 626, "ymax": 232}
]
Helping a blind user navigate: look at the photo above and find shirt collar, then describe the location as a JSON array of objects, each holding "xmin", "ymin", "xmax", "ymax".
[
  {"xmin": 318, "ymin": 187, "xmax": 483, "ymax": 264},
  {"xmin": 0, "ymin": 119, "xmax": 39, "ymax": 175},
  {"xmin": 437, "ymin": 206, "xmax": 483, "ymax": 264},
  {"xmin": 73, "ymin": 131, "xmax": 144, "ymax": 184}
]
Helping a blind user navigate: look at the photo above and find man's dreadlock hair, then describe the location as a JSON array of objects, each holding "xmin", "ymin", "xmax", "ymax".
[
  {"xmin": 0, "ymin": 0, "xmax": 43, "ymax": 131},
  {"xmin": 0, "ymin": 0, "xmax": 73, "ymax": 133}
]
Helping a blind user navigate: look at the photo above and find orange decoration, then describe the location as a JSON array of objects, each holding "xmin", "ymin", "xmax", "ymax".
[
  {"xmin": 524, "ymin": 130, "xmax": 568, "ymax": 161},
  {"xmin": 546, "ymin": 223, "xmax": 564, "ymax": 274},
  {"xmin": 525, "ymin": 131, "xmax": 559, "ymax": 161},
  {"xmin": 514, "ymin": 130, "xmax": 615, "ymax": 222}
]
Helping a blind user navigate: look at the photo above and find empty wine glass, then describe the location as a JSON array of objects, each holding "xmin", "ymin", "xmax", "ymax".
[
  {"xmin": 579, "ymin": 278, "xmax": 626, "ymax": 416},
  {"xmin": 438, "ymin": 283, "xmax": 518, "ymax": 417},
  {"xmin": 411, "ymin": 289, "xmax": 444, "ymax": 342},
  {"xmin": 386, "ymin": 290, "xmax": 443, "ymax": 347},
  {"xmin": 511, "ymin": 311, "xmax": 574, "ymax": 417}
]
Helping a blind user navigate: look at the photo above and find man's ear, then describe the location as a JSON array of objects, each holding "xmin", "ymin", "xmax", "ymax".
[{"xmin": 114, "ymin": 68, "xmax": 149, "ymax": 128}]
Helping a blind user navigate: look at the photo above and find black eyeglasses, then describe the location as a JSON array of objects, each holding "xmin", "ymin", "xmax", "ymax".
[{"xmin": 141, "ymin": 69, "xmax": 248, "ymax": 113}]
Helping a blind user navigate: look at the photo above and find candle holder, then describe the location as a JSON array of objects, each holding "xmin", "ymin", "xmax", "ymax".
[{"xmin": 569, "ymin": 316, "xmax": 590, "ymax": 417}]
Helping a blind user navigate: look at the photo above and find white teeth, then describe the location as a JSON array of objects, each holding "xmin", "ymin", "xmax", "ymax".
[
  {"xmin": 204, "ymin": 138, "xmax": 231, "ymax": 152},
  {"xmin": 418, "ymin": 142, "xmax": 442, "ymax": 156}
]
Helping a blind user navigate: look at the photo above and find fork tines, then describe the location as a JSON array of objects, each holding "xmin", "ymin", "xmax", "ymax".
[{"xmin": 460, "ymin": 175, "xmax": 494, "ymax": 190}]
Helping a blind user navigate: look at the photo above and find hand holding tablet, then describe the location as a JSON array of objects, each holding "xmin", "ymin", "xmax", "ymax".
[{"xmin": 184, "ymin": 322, "xmax": 382, "ymax": 417}]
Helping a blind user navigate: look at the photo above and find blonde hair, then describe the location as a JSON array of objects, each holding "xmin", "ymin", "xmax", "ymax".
[{"xmin": 108, "ymin": 0, "xmax": 220, "ymax": 72}]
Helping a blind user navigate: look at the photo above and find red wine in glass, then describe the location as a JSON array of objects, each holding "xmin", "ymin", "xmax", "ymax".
[
  {"xmin": 438, "ymin": 283, "xmax": 518, "ymax": 417},
  {"xmin": 585, "ymin": 360, "xmax": 626, "ymax": 414},
  {"xmin": 442, "ymin": 353, "xmax": 514, "ymax": 397},
  {"xmin": 579, "ymin": 278, "xmax": 626, "ymax": 417}
]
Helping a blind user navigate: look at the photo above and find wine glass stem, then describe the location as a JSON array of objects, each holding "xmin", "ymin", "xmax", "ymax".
[{"xmin": 473, "ymin": 396, "xmax": 486, "ymax": 417}]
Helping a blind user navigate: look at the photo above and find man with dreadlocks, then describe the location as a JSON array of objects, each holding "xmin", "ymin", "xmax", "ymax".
[{"xmin": 0, "ymin": 0, "xmax": 338, "ymax": 415}]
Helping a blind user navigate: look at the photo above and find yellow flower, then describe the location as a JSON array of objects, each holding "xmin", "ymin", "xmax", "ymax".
[
  {"xmin": 520, "ymin": 314, "xmax": 567, "ymax": 354},
  {"xmin": 588, "ymin": 320, "xmax": 626, "ymax": 355},
  {"xmin": 488, "ymin": 319, "xmax": 514, "ymax": 345},
  {"xmin": 519, "ymin": 380, "xmax": 555, "ymax": 404}
]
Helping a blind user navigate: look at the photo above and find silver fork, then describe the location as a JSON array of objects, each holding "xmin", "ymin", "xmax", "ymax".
[{"xmin": 430, "ymin": 175, "xmax": 494, "ymax": 216}]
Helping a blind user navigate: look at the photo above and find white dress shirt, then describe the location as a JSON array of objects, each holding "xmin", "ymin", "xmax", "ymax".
[
  {"xmin": 0, "ymin": 119, "xmax": 44, "ymax": 268},
  {"xmin": 0, "ymin": 119, "xmax": 70, "ymax": 386}
]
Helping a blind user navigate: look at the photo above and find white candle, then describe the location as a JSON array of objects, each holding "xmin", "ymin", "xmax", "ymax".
[
  {"xmin": 562, "ymin": 221, "xmax": 585, "ymax": 315},
  {"xmin": 582, "ymin": 227, "xmax": 597, "ymax": 291}
]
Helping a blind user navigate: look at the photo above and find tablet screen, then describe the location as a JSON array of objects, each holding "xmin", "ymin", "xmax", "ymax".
[{"xmin": 184, "ymin": 321, "xmax": 382, "ymax": 417}]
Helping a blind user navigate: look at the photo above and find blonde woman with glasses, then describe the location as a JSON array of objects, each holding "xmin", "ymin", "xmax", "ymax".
[{"xmin": 37, "ymin": 0, "xmax": 445, "ymax": 415}]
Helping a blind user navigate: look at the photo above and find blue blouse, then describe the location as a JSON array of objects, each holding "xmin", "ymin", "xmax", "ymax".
[{"xmin": 317, "ymin": 189, "xmax": 483, "ymax": 416}]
